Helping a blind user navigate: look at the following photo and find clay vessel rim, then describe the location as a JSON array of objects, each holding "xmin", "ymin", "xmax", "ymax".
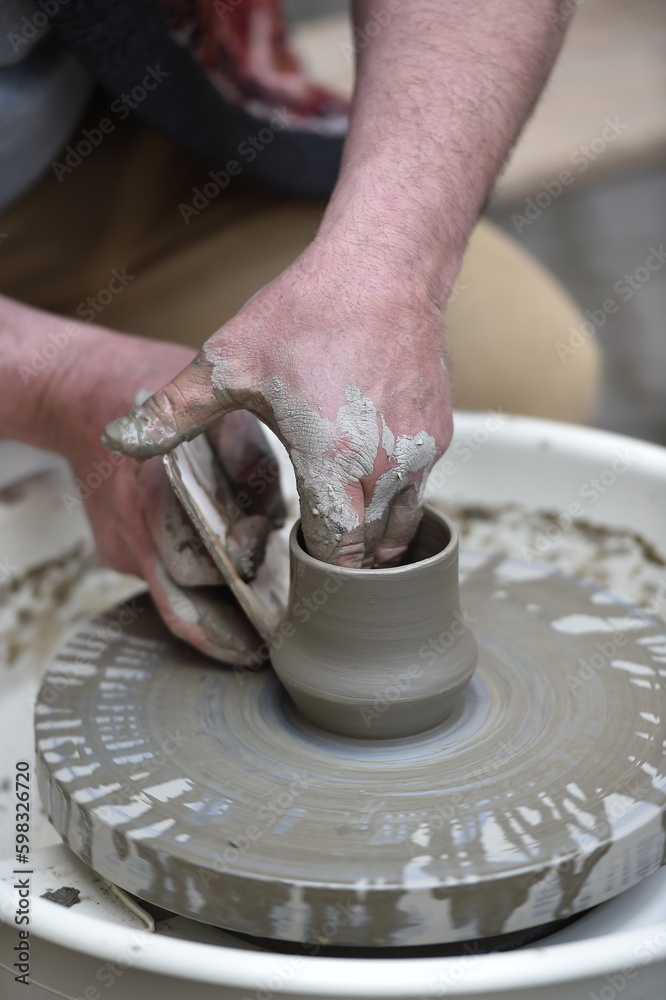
[{"xmin": 289, "ymin": 507, "xmax": 458, "ymax": 577}]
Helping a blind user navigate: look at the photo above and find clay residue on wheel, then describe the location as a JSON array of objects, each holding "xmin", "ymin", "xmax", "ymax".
[
  {"xmin": 40, "ymin": 885, "xmax": 81, "ymax": 907},
  {"xmin": 437, "ymin": 501, "xmax": 666, "ymax": 610}
]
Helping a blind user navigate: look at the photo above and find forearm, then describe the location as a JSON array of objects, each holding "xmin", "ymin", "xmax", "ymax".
[
  {"xmin": 0, "ymin": 296, "xmax": 82, "ymax": 452},
  {"xmin": 318, "ymin": 0, "xmax": 570, "ymax": 306},
  {"xmin": 0, "ymin": 295, "xmax": 193, "ymax": 459}
]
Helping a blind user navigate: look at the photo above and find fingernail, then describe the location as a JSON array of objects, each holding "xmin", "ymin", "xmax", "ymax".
[{"xmin": 101, "ymin": 403, "xmax": 178, "ymax": 457}]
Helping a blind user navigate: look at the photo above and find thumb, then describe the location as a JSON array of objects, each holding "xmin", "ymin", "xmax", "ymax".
[{"xmin": 101, "ymin": 352, "xmax": 236, "ymax": 457}]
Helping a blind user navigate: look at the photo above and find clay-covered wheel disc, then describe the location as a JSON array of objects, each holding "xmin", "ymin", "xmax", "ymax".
[{"xmin": 35, "ymin": 551, "xmax": 666, "ymax": 946}]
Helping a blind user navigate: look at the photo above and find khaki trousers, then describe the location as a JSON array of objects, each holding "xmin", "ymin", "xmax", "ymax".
[{"xmin": 0, "ymin": 112, "xmax": 600, "ymax": 422}]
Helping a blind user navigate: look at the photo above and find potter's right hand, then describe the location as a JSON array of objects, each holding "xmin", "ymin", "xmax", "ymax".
[{"xmin": 102, "ymin": 245, "xmax": 453, "ymax": 568}]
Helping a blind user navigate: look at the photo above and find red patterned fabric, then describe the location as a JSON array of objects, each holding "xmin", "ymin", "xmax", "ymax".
[{"xmin": 161, "ymin": 0, "xmax": 349, "ymax": 127}]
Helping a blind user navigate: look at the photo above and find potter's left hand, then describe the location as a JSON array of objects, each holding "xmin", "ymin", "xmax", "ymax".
[
  {"xmin": 0, "ymin": 297, "xmax": 285, "ymax": 662},
  {"xmin": 101, "ymin": 245, "xmax": 453, "ymax": 568}
]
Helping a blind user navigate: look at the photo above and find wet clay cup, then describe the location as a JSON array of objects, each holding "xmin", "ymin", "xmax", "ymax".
[{"xmin": 270, "ymin": 507, "xmax": 478, "ymax": 739}]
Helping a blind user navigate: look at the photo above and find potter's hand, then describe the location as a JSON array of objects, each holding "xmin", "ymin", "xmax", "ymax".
[
  {"xmin": 100, "ymin": 0, "xmax": 572, "ymax": 568},
  {"xmin": 100, "ymin": 0, "xmax": 571, "ymax": 567},
  {"xmin": 0, "ymin": 299, "xmax": 283, "ymax": 662},
  {"xmin": 81, "ymin": 410, "xmax": 284, "ymax": 663},
  {"xmin": 101, "ymin": 250, "xmax": 453, "ymax": 568}
]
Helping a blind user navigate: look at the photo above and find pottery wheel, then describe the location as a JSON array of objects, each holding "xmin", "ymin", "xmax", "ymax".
[{"xmin": 35, "ymin": 550, "xmax": 666, "ymax": 947}]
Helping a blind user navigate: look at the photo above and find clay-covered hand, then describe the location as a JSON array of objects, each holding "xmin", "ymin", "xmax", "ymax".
[
  {"xmin": 79, "ymin": 407, "xmax": 284, "ymax": 663},
  {"xmin": 102, "ymin": 249, "xmax": 452, "ymax": 568}
]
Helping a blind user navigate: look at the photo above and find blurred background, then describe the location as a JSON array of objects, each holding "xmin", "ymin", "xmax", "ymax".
[{"xmin": 286, "ymin": 0, "xmax": 666, "ymax": 444}]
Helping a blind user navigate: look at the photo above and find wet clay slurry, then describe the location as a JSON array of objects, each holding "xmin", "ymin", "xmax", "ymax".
[
  {"xmin": 271, "ymin": 509, "xmax": 478, "ymax": 739},
  {"xmin": 35, "ymin": 550, "xmax": 666, "ymax": 947}
]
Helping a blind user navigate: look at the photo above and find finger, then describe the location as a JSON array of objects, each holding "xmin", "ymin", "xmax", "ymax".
[
  {"xmin": 356, "ymin": 469, "xmax": 399, "ymax": 567},
  {"xmin": 206, "ymin": 411, "xmax": 286, "ymax": 527},
  {"xmin": 147, "ymin": 555, "xmax": 266, "ymax": 666},
  {"xmin": 306, "ymin": 467, "xmax": 397, "ymax": 569},
  {"xmin": 361, "ymin": 516, "xmax": 389, "ymax": 568},
  {"xmin": 135, "ymin": 459, "xmax": 223, "ymax": 587},
  {"xmin": 361, "ymin": 435, "xmax": 442, "ymax": 566},
  {"xmin": 299, "ymin": 481, "xmax": 367, "ymax": 569},
  {"xmin": 101, "ymin": 351, "xmax": 235, "ymax": 458},
  {"xmin": 373, "ymin": 483, "xmax": 423, "ymax": 567},
  {"xmin": 226, "ymin": 514, "xmax": 272, "ymax": 582},
  {"xmin": 301, "ymin": 473, "xmax": 423, "ymax": 569}
]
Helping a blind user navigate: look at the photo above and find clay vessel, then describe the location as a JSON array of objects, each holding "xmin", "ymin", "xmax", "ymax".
[{"xmin": 270, "ymin": 507, "xmax": 477, "ymax": 739}]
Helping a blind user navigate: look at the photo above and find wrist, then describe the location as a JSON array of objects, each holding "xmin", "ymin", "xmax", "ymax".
[{"xmin": 315, "ymin": 162, "xmax": 469, "ymax": 313}]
